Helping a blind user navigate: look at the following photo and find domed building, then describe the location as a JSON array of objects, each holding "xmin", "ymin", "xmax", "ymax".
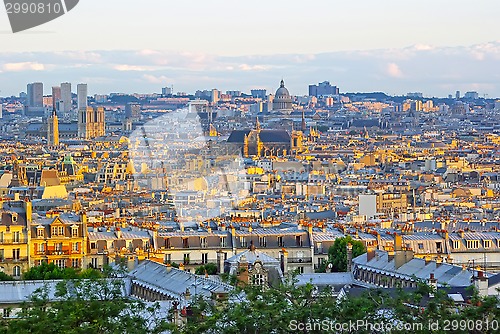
[{"xmin": 272, "ymin": 79, "xmax": 293, "ymax": 114}]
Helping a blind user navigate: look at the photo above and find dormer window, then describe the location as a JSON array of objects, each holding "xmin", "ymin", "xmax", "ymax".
[
  {"xmin": 71, "ymin": 226, "xmax": 79, "ymax": 237},
  {"xmin": 453, "ymin": 240, "xmax": 460, "ymax": 249},
  {"xmin": 37, "ymin": 227, "xmax": 44, "ymax": 238},
  {"xmin": 466, "ymin": 240, "xmax": 479, "ymax": 249},
  {"xmin": 484, "ymin": 240, "xmax": 491, "ymax": 248}
]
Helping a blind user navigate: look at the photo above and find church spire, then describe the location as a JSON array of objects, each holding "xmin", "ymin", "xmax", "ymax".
[
  {"xmin": 301, "ymin": 109, "xmax": 306, "ymax": 132},
  {"xmin": 255, "ymin": 117, "xmax": 261, "ymax": 131}
]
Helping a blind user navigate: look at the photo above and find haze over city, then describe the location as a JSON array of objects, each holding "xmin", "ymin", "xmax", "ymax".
[{"xmin": 1, "ymin": 0, "xmax": 500, "ymax": 97}]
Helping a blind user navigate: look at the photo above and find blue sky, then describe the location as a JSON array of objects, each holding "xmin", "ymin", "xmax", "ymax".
[{"xmin": 0, "ymin": 0, "xmax": 499, "ymax": 96}]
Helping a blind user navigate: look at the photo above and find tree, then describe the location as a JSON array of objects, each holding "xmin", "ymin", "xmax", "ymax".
[
  {"xmin": 319, "ymin": 236, "xmax": 366, "ymax": 272},
  {"xmin": 194, "ymin": 263, "xmax": 218, "ymax": 275},
  {"xmin": 3, "ymin": 275, "xmax": 172, "ymax": 334},
  {"xmin": 180, "ymin": 277, "xmax": 500, "ymax": 334},
  {"xmin": 0, "ymin": 272, "xmax": 15, "ymax": 281},
  {"xmin": 22, "ymin": 262, "xmax": 103, "ymax": 280}
]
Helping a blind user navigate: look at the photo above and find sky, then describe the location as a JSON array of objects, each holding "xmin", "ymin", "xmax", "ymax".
[{"xmin": 0, "ymin": 0, "xmax": 500, "ymax": 97}]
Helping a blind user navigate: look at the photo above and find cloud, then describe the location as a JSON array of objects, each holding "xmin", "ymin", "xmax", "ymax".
[
  {"xmin": 2, "ymin": 62, "xmax": 45, "ymax": 72},
  {"xmin": 386, "ymin": 63, "xmax": 403, "ymax": 78},
  {"xmin": 114, "ymin": 65, "xmax": 157, "ymax": 71},
  {"xmin": 0, "ymin": 41, "xmax": 500, "ymax": 97},
  {"xmin": 142, "ymin": 74, "xmax": 172, "ymax": 84}
]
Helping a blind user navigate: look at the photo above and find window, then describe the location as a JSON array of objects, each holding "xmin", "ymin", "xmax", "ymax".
[
  {"xmin": 90, "ymin": 242, "xmax": 96, "ymax": 249},
  {"xmin": 37, "ymin": 243, "xmax": 45, "ymax": 254},
  {"xmin": 90, "ymin": 258, "xmax": 98, "ymax": 268},
  {"xmin": 12, "ymin": 266, "xmax": 21, "ymax": 277},
  {"xmin": 12, "ymin": 249, "xmax": 20, "ymax": 260},
  {"xmin": 55, "ymin": 242, "xmax": 63, "ymax": 252},
  {"xmin": 183, "ymin": 254, "xmax": 190, "ymax": 265},
  {"xmin": 202, "ymin": 253, "xmax": 208, "ymax": 264},
  {"xmin": 453, "ymin": 240, "xmax": 461, "ymax": 249},
  {"xmin": 200, "ymin": 237, "xmax": 207, "ymax": 248},
  {"xmin": 3, "ymin": 308, "xmax": 11, "ymax": 318},
  {"xmin": 466, "ymin": 240, "xmax": 479, "ymax": 249},
  {"xmin": 295, "ymin": 235, "xmax": 303, "ymax": 247},
  {"xmin": 54, "ymin": 259, "xmax": 66, "ymax": 268},
  {"xmin": 220, "ymin": 237, "xmax": 227, "ymax": 248},
  {"xmin": 37, "ymin": 228, "xmax": 44, "ymax": 238},
  {"xmin": 252, "ymin": 273, "xmax": 265, "ymax": 286},
  {"xmin": 278, "ymin": 236, "xmax": 284, "ymax": 247},
  {"xmin": 182, "ymin": 238, "xmax": 189, "ymax": 249},
  {"xmin": 298, "ymin": 266, "xmax": 304, "ymax": 274},
  {"xmin": 165, "ymin": 253, "xmax": 171, "ymax": 264},
  {"xmin": 0, "ymin": 232, "xmax": 4, "ymax": 243},
  {"xmin": 164, "ymin": 238, "xmax": 171, "ymax": 249},
  {"xmin": 71, "ymin": 259, "xmax": 80, "ymax": 268},
  {"xmin": 72, "ymin": 242, "xmax": 79, "ymax": 252},
  {"xmin": 240, "ymin": 237, "xmax": 247, "ymax": 248},
  {"xmin": 418, "ymin": 243, "xmax": 424, "ymax": 250},
  {"xmin": 259, "ymin": 236, "xmax": 266, "ymax": 247},
  {"xmin": 52, "ymin": 226, "xmax": 64, "ymax": 236},
  {"xmin": 13, "ymin": 231, "xmax": 20, "ymax": 243},
  {"xmin": 0, "ymin": 249, "xmax": 3, "ymax": 261},
  {"xmin": 71, "ymin": 227, "xmax": 78, "ymax": 237}
]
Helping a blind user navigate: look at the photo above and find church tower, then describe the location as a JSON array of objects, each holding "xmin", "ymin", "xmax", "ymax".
[{"xmin": 47, "ymin": 109, "xmax": 59, "ymax": 146}]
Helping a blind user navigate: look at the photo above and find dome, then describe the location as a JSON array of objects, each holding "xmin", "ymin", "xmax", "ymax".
[
  {"xmin": 275, "ymin": 80, "xmax": 290, "ymax": 98},
  {"xmin": 272, "ymin": 79, "xmax": 293, "ymax": 114}
]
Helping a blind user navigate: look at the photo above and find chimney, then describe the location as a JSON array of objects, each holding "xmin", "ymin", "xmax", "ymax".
[
  {"xmin": 394, "ymin": 233, "xmax": 402, "ymax": 251},
  {"xmin": 280, "ymin": 248, "xmax": 288, "ymax": 276},
  {"xmin": 322, "ymin": 224, "xmax": 326, "ymax": 233},
  {"xmin": 179, "ymin": 222, "xmax": 184, "ymax": 232},
  {"xmin": 237, "ymin": 255, "xmax": 249, "ymax": 287},
  {"xmin": 220, "ymin": 224, "xmax": 226, "ymax": 232},
  {"xmin": 347, "ymin": 243, "xmax": 353, "ymax": 272},
  {"xmin": 428, "ymin": 273, "xmax": 437, "ymax": 298},
  {"xmin": 207, "ymin": 225, "xmax": 212, "ymax": 233},
  {"xmin": 366, "ymin": 246, "xmax": 376, "ymax": 262},
  {"xmin": 216, "ymin": 250, "xmax": 224, "ymax": 274},
  {"xmin": 376, "ymin": 233, "xmax": 382, "ymax": 250},
  {"xmin": 474, "ymin": 271, "xmax": 489, "ymax": 297},
  {"xmin": 178, "ymin": 263, "xmax": 184, "ymax": 271},
  {"xmin": 248, "ymin": 225, "xmax": 252, "ymax": 233}
]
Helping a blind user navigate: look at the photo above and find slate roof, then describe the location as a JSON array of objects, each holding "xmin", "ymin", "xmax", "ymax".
[{"xmin": 128, "ymin": 260, "xmax": 232, "ymax": 299}]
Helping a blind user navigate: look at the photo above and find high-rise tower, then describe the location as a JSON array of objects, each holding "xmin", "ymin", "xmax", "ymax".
[{"xmin": 47, "ymin": 109, "xmax": 60, "ymax": 146}]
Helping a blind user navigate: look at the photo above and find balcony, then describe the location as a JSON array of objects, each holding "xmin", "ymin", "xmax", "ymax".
[
  {"xmin": 46, "ymin": 250, "xmax": 70, "ymax": 256},
  {"xmin": 1, "ymin": 257, "xmax": 29, "ymax": 263},
  {"xmin": 0, "ymin": 238, "xmax": 28, "ymax": 245},
  {"xmin": 287, "ymin": 257, "xmax": 312, "ymax": 264}
]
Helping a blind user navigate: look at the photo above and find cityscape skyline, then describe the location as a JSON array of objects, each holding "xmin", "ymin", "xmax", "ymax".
[{"xmin": 0, "ymin": 41, "xmax": 500, "ymax": 98}]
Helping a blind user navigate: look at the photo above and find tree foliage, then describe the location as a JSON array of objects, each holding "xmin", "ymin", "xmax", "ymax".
[
  {"xmin": 176, "ymin": 277, "xmax": 500, "ymax": 334},
  {"xmin": 318, "ymin": 235, "xmax": 366, "ymax": 272},
  {"xmin": 2, "ymin": 275, "xmax": 172, "ymax": 334},
  {"xmin": 195, "ymin": 263, "xmax": 218, "ymax": 275},
  {"xmin": 0, "ymin": 272, "xmax": 15, "ymax": 281},
  {"xmin": 22, "ymin": 262, "xmax": 103, "ymax": 280}
]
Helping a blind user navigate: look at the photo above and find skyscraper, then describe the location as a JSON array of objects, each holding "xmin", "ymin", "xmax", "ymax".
[
  {"xmin": 47, "ymin": 110, "xmax": 59, "ymax": 146},
  {"xmin": 77, "ymin": 83, "xmax": 88, "ymax": 110},
  {"xmin": 52, "ymin": 86, "xmax": 61, "ymax": 111},
  {"xmin": 78, "ymin": 106, "xmax": 105, "ymax": 139},
  {"xmin": 26, "ymin": 82, "xmax": 43, "ymax": 107},
  {"xmin": 125, "ymin": 103, "xmax": 141, "ymax": 122},
  {"xmin": 60, "ymin": 82, "xmax": 72, "ymax": 112}
]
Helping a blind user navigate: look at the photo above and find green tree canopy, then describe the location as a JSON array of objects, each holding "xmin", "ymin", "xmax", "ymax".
[
  {"xmin": 318, "ymin": 235, "xmax": 366, "ymax": 272},
  {"xmin": 3, "ymin": 275, "xmax": 172, "ymax": 334},
  {"xmin": 22, "ymin": 262, "xmax": 103, "ymax": 280}
]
